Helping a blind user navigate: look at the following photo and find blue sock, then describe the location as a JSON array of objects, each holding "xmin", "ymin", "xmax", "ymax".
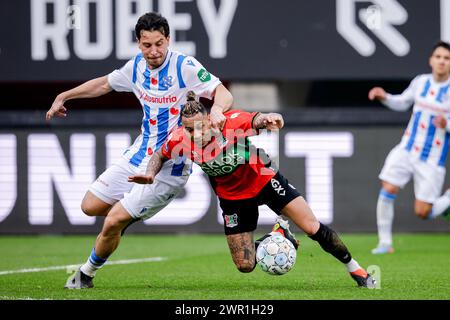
[{"xmin": 80, "ymin": 248, "xmax": 107, "ymax": 277}]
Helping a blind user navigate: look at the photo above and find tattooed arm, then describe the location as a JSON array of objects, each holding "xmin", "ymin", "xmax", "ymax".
[
  {"xmin": 127, "ymin": 149, "xmax": 168, "ymax": 184},
  {"xmin": 253, "ymin": 112, "xmax": 284, "ymax": 130}
]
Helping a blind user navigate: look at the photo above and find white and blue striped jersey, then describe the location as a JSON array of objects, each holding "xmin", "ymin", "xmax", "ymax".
[
  {"xmin": 107, "ymin": 49, "xmax": 221, "ymax": 175},
  {"xmin": 383, "ymin": 74, "xmax": 450, "ymax": 167}
]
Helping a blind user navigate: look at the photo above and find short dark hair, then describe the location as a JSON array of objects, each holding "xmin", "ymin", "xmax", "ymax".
[
  {"xmin": 135, "ymin": 12, "xmax": 170, "ymax": 40},
  {"xmin": 181, "ymin": 91, "xmax": 207, "ymax": 118},
  {"xmin": 432, "ymin": 41, "xmax": 450, "ymax": 54}
]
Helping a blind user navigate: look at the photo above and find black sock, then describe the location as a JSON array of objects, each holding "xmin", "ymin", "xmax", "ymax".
[{"xmin": 309, "ymin": 223, "xmax": 352, "ymax": 264}]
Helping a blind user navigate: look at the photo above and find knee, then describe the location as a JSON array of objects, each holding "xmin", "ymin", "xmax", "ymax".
[
  {"xmin": 415, "ymin": 208, "xmax": 430, "ymax": 220},
  {"xmin": 102, "ymin": 216, "xmax": 125, "ymax": 237},
  {"xmin": 381, "ymin": 184, "xmax": 399, "ymax": 195},
  {"xmin": 303, "ymin": 220, "xmax": 320, "ymax": 236},
  {"xmin": 81, "ymin": 201, "xmax": 97, "ymax": 217},
  {"xmin": 81, "ymin": 192, "xmax": 111, "ymax": 217},
  {"xmin": 414, "ymin": 202, "xmax": 432, "ymax": 220},
  {"xmin": 235, "ymin": 260, "xmax": 256, "ymax": 273}
]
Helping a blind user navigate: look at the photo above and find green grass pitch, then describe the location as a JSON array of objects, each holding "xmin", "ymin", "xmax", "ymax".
[{"xmin": 0, "ymin": 233, "xmax": 449, "ymax": 300}]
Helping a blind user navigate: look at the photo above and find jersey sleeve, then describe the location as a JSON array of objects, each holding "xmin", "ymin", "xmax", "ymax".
[
  {"xmin": 181, "ymin": 56, "xmax": 222, "ymax": 99},
  {"xmin": 161, "ymin": 131, "xmax": 184, "ymax": 159},
  {"xmin": 382, "ymin": 76, "xmax": 419, "ymax": 111},
  {"xmin": 107, "ymin": 59, "xmax": 134, "ymax": 92},
  {"xmin": 225, "ymin": 111, "xmax": 261, "ymax": 135}
]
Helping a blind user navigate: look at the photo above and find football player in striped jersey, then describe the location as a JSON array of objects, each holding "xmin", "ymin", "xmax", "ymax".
[{"xmin": 368, "ymin": 41, "xmax": 450, "ymax": 254}]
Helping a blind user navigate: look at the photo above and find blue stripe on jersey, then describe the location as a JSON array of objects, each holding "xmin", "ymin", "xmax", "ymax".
[
  {"xmin": 406, "ymin": 111, "xmax": 422, "ymax": 151},
  {"xmin": 155, "ymin": 107, "xmax": 170, "ymax": 150},
  {"xmin": 178, "ymin": 104, "xmax": 184, "ymax": 127},
  {"xmin": 171, "ymin": 156, "xmax": 186, "ymax": 176},
  {"xmin": 158, "ymin": 52, "xmax": 172, "ymax": 91},
  {"xmin": 177, "ymin": 55, "xmax": 187, "ymax": 88},
  {"xmin": 420, "ymin": 116, "xmax": 436, "ymax": 161},
  {"xmin": 438, "ymin": 132, "xmax": 450, "ymax": 166},
  {"xmin": 420, "ymin": 78, "xmax": 431, "ymax": 97},
  {"xmin": 129, "ymin": 104, "xmax": 151, "ymax": 167},
  {"xmin": 436, "ymin": 84, "xmax": 450, "ymax": 103},
  {"xmin": 142, "ymin": 66, "xmax": 151, "ymax": 90},
  {"xmin": 132, "ymin": 53, "xmax": 143, "ymax": 84}
]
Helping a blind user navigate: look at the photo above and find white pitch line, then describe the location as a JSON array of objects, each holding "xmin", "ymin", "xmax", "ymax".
[{"xmin": 0, "ymin": 257, "xmax": 166, "ymax": 276}]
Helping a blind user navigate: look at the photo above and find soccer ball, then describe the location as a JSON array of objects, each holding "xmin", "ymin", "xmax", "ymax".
[{"xmin": 256, "ymin": 234, "xmax": 297, "ymax": 275}]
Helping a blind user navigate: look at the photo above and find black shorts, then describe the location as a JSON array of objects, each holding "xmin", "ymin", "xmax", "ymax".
[{"xmin": 219, "ymin": 171, "xmax": 301, "ymax": 235}]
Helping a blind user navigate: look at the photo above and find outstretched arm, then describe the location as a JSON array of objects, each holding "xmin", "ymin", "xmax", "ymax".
[
  {"xmin": 128, "ymin": 149, "xmax": 168, "ymax": 184},
  {"xmin": 368, "ymin": 78, "xmax": 416, "ymax": 112},
  {"xmin": 46, "ymin": 75, "xmax": 112, "ymax": 121},
  {"xmin": 253, "ymin": 112, "xmax": 284, "ymax": 130},
  {"xmin": 209, "ymin": 84, "xmax": 234, "ymax": 129}
]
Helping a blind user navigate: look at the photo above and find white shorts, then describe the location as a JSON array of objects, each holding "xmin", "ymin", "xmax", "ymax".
[
  {"xmin": 89, "ymin": 157, "xmax": 189, "ymax": 220},
  {"xmin": 379, "ymin": 145, "xmax": 446, "ymax": 203}
]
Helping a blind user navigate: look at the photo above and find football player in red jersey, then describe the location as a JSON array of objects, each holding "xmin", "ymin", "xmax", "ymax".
[{"xmin": 129, "ymin": 91, "xmax": 375, "ymax": 288}]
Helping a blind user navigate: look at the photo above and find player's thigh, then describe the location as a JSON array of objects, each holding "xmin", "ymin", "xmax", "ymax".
[
  {"xmin": 379, "ymin": 146, "xmax": 413, "ymax": 189},
  {"xmin": 88, "ymin": 159, "xmax": 135, "ymax": 207},
  {"xmin": 102, "ymin": 202, "xmax": 135, "ymax": 235},
  {"xmin": 219, "ymin": 197, "xmax": 259, "ymax": 236},
  {"xmin": 259, "ymin": 172, "xmax": 301, "ymax": 212},
  {"xmin": 226, "ymin": 231, "xmax": 256, "ymax": 269},
  {"xmin": 81, "ymin": 191, "xmax": 112, "ymax": 217},
  {"xmin": 121, "ymin": 178, "xmax": 186, "ymax": 221},
  {"xmin": 413, "ymin": 161, "xmax": 445, "ymax": 204},
  {"xmin": 257, "ymin": 172, "xmax": 319, "ymax": 234},
  {"xmin": 281, "ymin": 196, "xmax": 320, "ymax": 236}
]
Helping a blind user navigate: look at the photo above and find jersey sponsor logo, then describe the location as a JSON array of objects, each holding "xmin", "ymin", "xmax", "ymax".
[
  {"xmin": 230, "ymin": 113, "xmax": 240, "ymax": 119},
  {"xmin": 138, "ymin": 90, "xmax": 178, "ymax": 104},
  {"xmin": 200, "ymin": 148, "xmax": 245, "ymax": 176},
  {"xmin": 416, "ymin": 100, "xmax": 448, "ymax": 113},
  {"xmin": 224, "ymin": 214, "xmax": 238, "ymax": 228},
  {"xmin": 197, "ymin": 68, "xmax": 211, "ymax": 82},
  {"xmin": 218, "ymin": 136, "xmax": 228, "ymax": 148},
  {"xmin": 271, "ymin": 178, "xmax": 286, "ymax": 196}
]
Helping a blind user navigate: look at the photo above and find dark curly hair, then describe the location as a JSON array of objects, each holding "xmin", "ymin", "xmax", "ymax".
[
  {"xmin": 135, "ymin": 12, "xmax": 170, "ymax": 40},
  {"xmin": 181, "ymin": 91, "xmax": 207, "ymax": 118}
]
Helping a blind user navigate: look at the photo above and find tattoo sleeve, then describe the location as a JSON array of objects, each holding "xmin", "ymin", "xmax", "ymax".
[
  {"xmin": 227, "ymin": 232, "xmax": 255, "ymax": 264},
  {"xmin": 145, "ymin": 149, "xmax": 167, "ymax": 177}
]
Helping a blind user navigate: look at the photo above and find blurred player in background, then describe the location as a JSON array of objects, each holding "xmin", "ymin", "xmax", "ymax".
[
  {"xmin": 129, "ymin": 91, "xmax": 376, "ymax": 288},
  {"xmin": 46, "ymin": 12, "xmax": 233, "ymax": 288},
  {"xmin": 368, "ymin": 41, "xmax": 450, "ymax": 254}
]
